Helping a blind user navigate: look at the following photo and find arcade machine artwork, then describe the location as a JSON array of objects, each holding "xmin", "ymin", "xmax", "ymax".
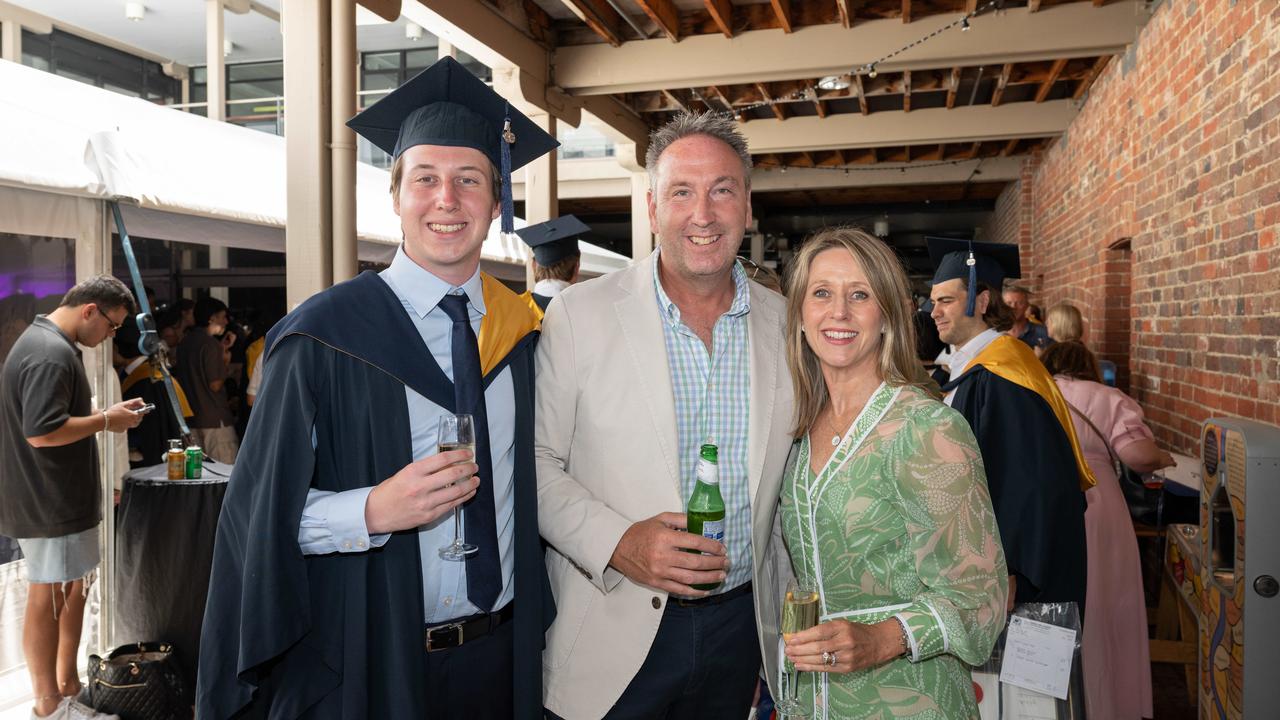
[{"xmin": 1189, "ymin": 418, "xmax": 1279, "ymax": 719}]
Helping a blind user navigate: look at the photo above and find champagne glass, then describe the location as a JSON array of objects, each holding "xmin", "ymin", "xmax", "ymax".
[
  {"xmin": 776, "ymin": 576, "xmax": 819, "ymax": 716},
  {"xmin": 437, "ymin": 414, "xmax": 478, "ymax": 561}
]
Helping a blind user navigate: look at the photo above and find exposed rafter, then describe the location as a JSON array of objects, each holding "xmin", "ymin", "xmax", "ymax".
[
  {"xmin": 1036, "ymin": 58, "xmax": 1068, "ymax": 102},
  {"xmin": 634, "ymin": 0, "xmax": 681, "ymax": 43},
  {"xmin": 740, "ymin": 99, "xmax": 1077, "ymax": 154},
  {"xmin": 1029, "ymin": 0, "xmax": 1042, "ymax": 11},
  {"xmin": 1074, "ymin": 55, "xmax": 1112, "ymax": 99},
  {"xmin": 946, "ymin": 66, "xmax": 960, "ymax": 109},
  {"xmin": 835, "ymin": 0, "xmax": 855, "ymax": 29},
  {"xmin": 902, "ymin": 69, "xmax": 912, "ymax": 112},
  {"xmin": 704, "ymin": 0, "xmax": 734, "ymax": 39},
  {"xmin": 991, "ymin": 63, "xmax": 1013, "ymax": 107},
  {"xmin": 560, "ymin": 0, "xmax": 626, "ymax": 47},
  {"xmin": 1001, "ymin": 138, "xmax": 1021, "ymax": 156},
  {"xmin": 661, "ymin": 88, "xmax": 690, "ymax": 112},
  {"xmin": 902, "ymin": 0, "xmax": 912, "ymax": 24},
  {"xmin": 555, "ymin": 1, "xmax": 1145, "ymax": 95},
  {"xmin": 853, "ymin": 73, "xmax": 869, "ymax": 115},
  {"xmin": 770, "ymin": 0, "xmax": 793, "ymax": 33}
]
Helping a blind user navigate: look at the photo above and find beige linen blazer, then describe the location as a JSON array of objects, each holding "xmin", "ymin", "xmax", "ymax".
[{"xmin": 535, "ymin": 251, "xmax": 796, "ymax": 719}]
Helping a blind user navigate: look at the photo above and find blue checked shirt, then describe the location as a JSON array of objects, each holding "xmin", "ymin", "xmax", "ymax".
[{"xmin": 653, "ymin": 254, "xmax": 753, "ymax": 594}]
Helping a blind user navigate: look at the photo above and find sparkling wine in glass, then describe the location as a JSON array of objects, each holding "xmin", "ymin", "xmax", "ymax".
[
  {"xmin": 437, "ymin": 414, "xmax": 478, "ymax": 561},
  {"xmin": 776, "ymin": 576, "xmax": 819, "ymax": 716}
]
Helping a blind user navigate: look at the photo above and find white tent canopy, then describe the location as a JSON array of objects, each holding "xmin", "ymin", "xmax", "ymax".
[{"xmin": 0, "ymin": 59, "xmax": 628, "ymax": 276}]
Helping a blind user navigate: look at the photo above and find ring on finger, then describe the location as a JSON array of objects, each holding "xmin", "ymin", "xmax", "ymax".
[{"xmin": 821, "ymin": 651, "xmax": 833, "ymax": 666}]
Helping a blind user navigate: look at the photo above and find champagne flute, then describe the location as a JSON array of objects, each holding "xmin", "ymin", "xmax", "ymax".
[
  {"xmin": 776, "ymin": 576, "xmax": 819, "ymax": 716},
  {"xmin": 437, "ymin": 414, "xmax": 478, "ymax": 561}
]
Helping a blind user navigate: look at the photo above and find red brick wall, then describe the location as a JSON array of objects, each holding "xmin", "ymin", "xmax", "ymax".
[{"xmin": 995, "ymin": 0, "xmax": 1280, "ymax": 453}]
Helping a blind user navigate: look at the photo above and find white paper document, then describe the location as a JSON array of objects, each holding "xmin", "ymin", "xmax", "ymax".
[
  {"xmin": 1001, "ymin": 682, "xmax": 1059, "ymax": 720},
  {"xmin": 998, "ymin": 615, "xmax": 1076, "ymax": 700}
]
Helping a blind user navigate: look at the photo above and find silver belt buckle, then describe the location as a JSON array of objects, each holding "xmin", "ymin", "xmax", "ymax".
[{"xmin": 425, "ymin": 620, "xmax": 465, "ymax": 652}]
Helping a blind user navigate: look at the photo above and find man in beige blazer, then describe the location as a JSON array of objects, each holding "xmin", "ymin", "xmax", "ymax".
[{"xmin": 535, "ymin": 111, "xmax": 796, "ymax": 719}]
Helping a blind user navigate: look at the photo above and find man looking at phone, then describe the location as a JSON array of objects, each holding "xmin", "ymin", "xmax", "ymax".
[{"xmin": 0, "ymin": 274, "xmax": 146, "ymax": 719}]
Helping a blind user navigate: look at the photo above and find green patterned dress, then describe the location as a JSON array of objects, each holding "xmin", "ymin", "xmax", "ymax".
[{"xmin": 780, "ymin": 383, "xmax": 1008, "ymax": 720}]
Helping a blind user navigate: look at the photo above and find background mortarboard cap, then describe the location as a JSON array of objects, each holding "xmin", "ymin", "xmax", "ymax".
[
  {"xmin": 517, "ymin": 215, "xmax": 589, "ymax": 265},
  {"xmin": 926, "ymin": 237, "xmax": 1021, "ymax": 317},
  {"xmin": 345, "ymin": 56, "xmax": 558, "ymax": 171}
]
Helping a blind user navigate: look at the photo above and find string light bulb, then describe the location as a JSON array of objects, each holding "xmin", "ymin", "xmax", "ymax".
[
  {"xmin": 868, "ymin": 64, "xmax": 878, "ymax": 79},
  {"xmin": 962, "ymin": 17, "xmax": 971, "ymax": 31}
]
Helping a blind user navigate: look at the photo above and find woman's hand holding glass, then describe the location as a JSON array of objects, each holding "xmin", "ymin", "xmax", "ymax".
[{"xmin": 784, "ymin": 618, "xmax": 906, "ymax": 675}]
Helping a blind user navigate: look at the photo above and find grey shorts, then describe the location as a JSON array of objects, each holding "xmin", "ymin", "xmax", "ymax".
[{"xmin": 16, "ymin": 526, "xmax": 100, "ymax": 584}]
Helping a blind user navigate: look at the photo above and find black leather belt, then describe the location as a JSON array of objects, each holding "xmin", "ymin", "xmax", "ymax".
[
  {"xmin": 671, "ymin": 581, "xmax": 753, "ymax": 608},
  {"xmin": 424, "ymin": 602, "xmax": 514, "ymax": 652}
]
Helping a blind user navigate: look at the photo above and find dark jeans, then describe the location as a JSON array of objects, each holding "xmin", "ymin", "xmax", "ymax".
[
  {"xmin": 549, "ymin": 586, "xmax": 760, "ymax": 720},
  {"xmin": 426, "ymin": 616, "xmax": 515, "ymax": 720}
]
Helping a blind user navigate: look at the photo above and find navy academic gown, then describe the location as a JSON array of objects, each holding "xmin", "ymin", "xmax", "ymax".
[
  {"xmin": 945, "ymin": 364, "xmax": 1088, "ymax": 605},
  {"xmin": 531, "ymin": 293, "xmax": 552, "ymax": 312},
  {"xmin": 196, "ymin": 271, "xmax": 551, "ymax": 719}
]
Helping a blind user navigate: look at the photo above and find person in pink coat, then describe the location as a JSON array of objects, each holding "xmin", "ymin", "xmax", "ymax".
[{"xmin": 1041, "ymin": 341, "xmax": 1174, "ymax": 720}]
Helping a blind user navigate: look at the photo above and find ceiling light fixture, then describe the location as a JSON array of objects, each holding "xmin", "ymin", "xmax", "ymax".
[
  {"xmin": 125, "ymin": 2, "xmax": 145, "ymax": 22},
  {"xmin": 873, "ymin": 216, "xmax": 890, "ymax": 238},
  {"xmin": 223, "ymin": 38, "xmax": 234, "ymax": 57},
  {"xmin": 405, "ymin": 22, "xmax": 425, "ymax": 41},
  {"xmin": 818, "ymin": 75, "xmax": 851, "ymax": 91}
]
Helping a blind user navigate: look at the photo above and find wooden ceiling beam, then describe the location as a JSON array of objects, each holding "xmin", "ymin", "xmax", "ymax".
[
  {"xmin": 1028, "ymin": 0, "xmax": 1042, "ymax": 11},
  {"xmin": 1001, "ymin": 138, "xmax": 1021, "ymax": 156},
  {"xmin": 770, "ymin": 0, "xmax": 793, "ymax": 33},
  {"xmin": 799, "ymin": 151, "xmax": 815, "ymax": 167},
  {"xmin": 946, "ymin": 66, "xmax": 960, "ymax": 109},
  {"xmin": 661, "ymin": 89, "xmax": 690, "ymax": 112},
  {"xmin": 938, "ymin": 143, "xmax": 947, "ymax": 160},
  {"xmin": 902, "ymin": 0, "xmax": 912, "ymax": 24},
  {"xmin": 1074, "ymin": 55, "xmax": 1112, "ymax": 99},
  {"xmin": 560, "ymin": 0, "xmax": 626, "ymax": 46},
  {"xmin": 1035, "ymin": 58, "xmax": 1068, "ymax": 102},
  {"xmin": 853, "ymin": 73, "xmax": 869, "ymax": 115},
  {"xmin": 814, "ymin": 98, "xmax": 828, "ymax": 118},
  {"xmin": 704, "ymin": 0, "xmax": 735, "ymax": 39},
  {"xmin": 557, "ymin": 1, "xmax": 1146, "ymax": 95},
  {"xmin": 965, "ymin": 0, "xmax": 978, "ymax": 11},
  {"xmin": 868, "ymin": 147, "xmax": 878, "ymax": 163},
  {"xmin": 709, "ymin": 84, "xmax": 737, "ymax": 109},
  {"xmin": 833, "ymin": 148, "xmax": 846, "ymax": 165},
  {"xmin": 756, "ymin": 83, "xmax": 788, "ymax": 120},
  {"xmin": 966, "ymin": 141, "xmax": 982, "ymax": 158},
  {"xmin": 634, "ymin": 0, "xmax": 681, "ymax": 42},
  {"xmin": 902, "ymin": 69, "xmax": 912, "ymax": 112},
  {"xmin": 991, "ymin": 63, "xmax": 1013, "ymax": 106},
  {"xmin": 835, "ymin": 0, "xmax": 855, "ymax": 29}
]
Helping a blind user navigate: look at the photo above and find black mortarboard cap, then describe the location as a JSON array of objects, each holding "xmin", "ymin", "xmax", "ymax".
[
  {"xmin": 926, "ymin": 237, "xmax": 1021, "ymax": 317},
  {"xmin": 516, "ymin": 215, "xmax": 589, "ymax": 265},
  {"xmin": 346, "ymin": 56, "xmax": 559, "ymax": 240}
]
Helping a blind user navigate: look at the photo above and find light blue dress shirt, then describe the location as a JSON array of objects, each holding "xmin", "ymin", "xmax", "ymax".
[
  {"xmin": 296, "ymin": 247, "xmax": 517, "ymax": 623},
  {"xmin": 652, "ymin": 253, "xmax": 754, "ymax": 593}
]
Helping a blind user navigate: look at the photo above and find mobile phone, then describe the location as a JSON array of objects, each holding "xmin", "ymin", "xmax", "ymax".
[{"xmin": 132, "ymin": 403, "xmax": 156, "ymax": 415}]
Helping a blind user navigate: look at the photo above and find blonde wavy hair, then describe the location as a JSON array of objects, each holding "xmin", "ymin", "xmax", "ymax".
[
  {"xmin": 784, "ymin": 227, "xmax": 925, "ymax": 438},
  {"xmin": 1045, "ymin": 302, "xmax": 1084, "ymax": 342}
]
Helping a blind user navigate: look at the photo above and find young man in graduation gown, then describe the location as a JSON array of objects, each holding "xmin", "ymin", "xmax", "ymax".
[
  {"xmin": 515, "ymin": 215, "xmax": 589, "ymax": 313},
  {"xmin": 196, "ymin": 57, "xmax": 557, "ymax": 719},
  {"xmin": 926, "ymin": 238, "xmax": 1096, "ymax": 608}
]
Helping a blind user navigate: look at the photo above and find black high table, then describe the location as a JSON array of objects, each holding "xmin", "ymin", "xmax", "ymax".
[{"xmin": 113, "ymin": 460, "xmax": 232, "ymax": 705}]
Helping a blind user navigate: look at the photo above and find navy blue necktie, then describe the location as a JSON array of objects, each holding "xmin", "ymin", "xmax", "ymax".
[{"xmin": 438, "ymin": 293, "xmax": 501, "ymax": 608}]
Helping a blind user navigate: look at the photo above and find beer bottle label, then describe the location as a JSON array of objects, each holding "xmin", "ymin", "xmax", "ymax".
[{"xmin": 700, "ymin": 519, "xmax": 725, "ymax": 543}]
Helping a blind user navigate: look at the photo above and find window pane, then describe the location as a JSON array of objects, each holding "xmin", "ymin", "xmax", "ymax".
[
  {"xmin": 405, "ymin": 49, "xmax": 434, "ymax": 72},
  {"xmin": 228, "ymin": 62, "xmax": 283, "ymax": 83},
  {"xmin": 363, "ymin": 52, "xmax": 399, "ymax": 71},
  {"xmin": 361, "ymin": 73, "xmax": 398, "ymax": 93}
]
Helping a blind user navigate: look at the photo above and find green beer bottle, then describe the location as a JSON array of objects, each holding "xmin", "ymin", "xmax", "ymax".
[{"xmin": 686, "ymin": 442, "xmax": 725, "ymax": 592}]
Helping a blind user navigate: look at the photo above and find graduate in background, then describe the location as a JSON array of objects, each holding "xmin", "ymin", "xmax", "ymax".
[
  {"xmin": 197, "ymin": 57, "xmax": 556, "ymax": 719},
  {"xmin": 516, "ymin": 214, "xmax": 588, "ymax": 314},
  {"xmin": 926, "ymin": 238, "xmax": 1095, "ymax": 608}
]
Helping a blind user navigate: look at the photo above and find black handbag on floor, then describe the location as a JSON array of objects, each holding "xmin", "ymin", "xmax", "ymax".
[{"xmin": 86, "ymin": 642, "xmax": 191, "ymax": 720}]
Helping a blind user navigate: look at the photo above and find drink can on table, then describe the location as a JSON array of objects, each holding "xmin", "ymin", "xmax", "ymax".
[{"xmin": 185, "ymin": 446, "xmax": 203, "ymax": 479}]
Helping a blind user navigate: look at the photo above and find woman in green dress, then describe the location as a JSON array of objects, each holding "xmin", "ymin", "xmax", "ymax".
[{"xmin": 780, "ymin": 227, "xmax": 1008, "ymax": 719}]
